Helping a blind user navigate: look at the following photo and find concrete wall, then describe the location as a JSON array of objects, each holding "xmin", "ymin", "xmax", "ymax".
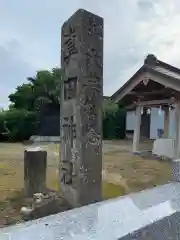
[
  {"xmin": 152, "ymin": 138, "xmax": 175, "ymax": 159},
  {"xmin": 126, "ymin": 108, "xmax": 176, "ymax": 139}
]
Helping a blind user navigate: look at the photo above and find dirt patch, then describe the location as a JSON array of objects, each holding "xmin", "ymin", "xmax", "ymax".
[
  {"xmin": 102, "ymin": 170, "xmax": 130, "ymax": 193},
  {"xmin": 103, "ymin": 149, "xmax": 172, "ymax": 193}
]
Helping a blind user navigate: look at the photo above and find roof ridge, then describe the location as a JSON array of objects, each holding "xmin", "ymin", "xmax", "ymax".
[{"xmin": 157, "ymin": 60, "xmax": 180, "ymax": 74}]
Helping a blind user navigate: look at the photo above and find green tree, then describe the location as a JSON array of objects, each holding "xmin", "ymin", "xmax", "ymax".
[
  {"xmin": 103, "ymin": 98, "xmax": 119, "ymax": 116},
  {"xmin": 8, "ymin": 83, "xmax": 34, "ymax": 110},
  {"xmin": 103, "ymin": 99, "xmax": 126, "ymax": 139},
  {"xmin": 9, "ymin": 68, "xmax": 62, "ymax": 111},
  {"xmin": 0, "ymin": 109, "xmax": 37, "ymax": 141},
  {"xmin": 3, "ymin": 68, "xmax": 63, "ymax": 141}
]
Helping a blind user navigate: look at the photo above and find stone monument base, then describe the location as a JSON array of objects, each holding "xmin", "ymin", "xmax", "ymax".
[
  {"xmin": 30, "ymin": 135, "xmax": 60, "ymax": 143},
  {"xmin": 21, "ymin": 190, "xmax": 72, "ymax": 221}
]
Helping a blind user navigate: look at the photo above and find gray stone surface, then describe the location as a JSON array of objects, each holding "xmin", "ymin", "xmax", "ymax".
[
  {"xmin": 172, "ymin": 159, "xmax": 180, "ymax": 182},
  {"xmin": 30, "ymin": 136, "xmax": 60, "ymax": 143},
  {"xmin": 2, "ymin": 183, "xmax": 180, "ymax": 239},
  {"xmin": 60, "ymin": 9, "xmax": 103, "ymax": 207},
  {"xmin": 30, "ymin": 193, "xmax": 72, "ymax": 220},
  {"xmin": 24, "ymin": 147, "xmax": 47, "ymax": 197},
  {"xmin": 122, "ymin": 211, "xmax": 180, "ymax": 240}
]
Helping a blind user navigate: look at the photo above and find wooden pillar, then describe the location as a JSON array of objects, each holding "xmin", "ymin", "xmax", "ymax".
[
  {"xmin": 133, "ymin": 105, "xmax": 141, "ymax": 153},
  {"xmin": 140, "ymin": 107, "xmax": 150, "ymax": 139},
  {"xmin": 174, "ymin": 103, "xmax": 180, "ymax": 157},
  {"xmin": 163, "ymin": 106, "xmax": 169, "ymax": 138}
]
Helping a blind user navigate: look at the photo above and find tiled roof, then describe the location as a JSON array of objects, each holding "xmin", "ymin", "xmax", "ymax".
[
  {"xmin": 154, "ymin": 66, "xmax": 180, "ymax": 80},
  {"xmin": 111, "ymin": 54, "xmax": 180, "ymax": 100},
  {"xmin": 147, "ymin": 55, "xmax": 180, "ymax": 81}
]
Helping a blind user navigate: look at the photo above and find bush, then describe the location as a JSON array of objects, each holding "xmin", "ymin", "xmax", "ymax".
[
  {"xmin": 0, "ymin": 100, "xmax": 126, "ymax": 142},
  {"xmin": 103, "ymin": 103, "xmax": 126, "ymax": 139},
  {"xmin": 0, "ymin": 109, "xmax": 38, "ymax": 141}
]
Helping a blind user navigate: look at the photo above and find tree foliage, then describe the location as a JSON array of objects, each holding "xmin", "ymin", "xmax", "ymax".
[
  {"xmin": 0, "ymin": 109, "xmax": 37, "ymax": 141},
  {"xmin": 103, "ymin": 98, "xmax": 119, "ymax": 116},
  {"xmin": 9, "ymin": 68, "xmax": 62, "ymax": 111},
  {"xmin": 103, "ymin": 99, "xmax": 126, "ymax": 139},
  {"xmin": 0, "ymin": 68, "xmax": 62, "ymax": 141}
]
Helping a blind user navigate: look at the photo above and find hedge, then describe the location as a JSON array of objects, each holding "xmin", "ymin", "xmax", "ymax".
[
  {"xmin": 0, "ymin": 109, "xmax": 38, "ymax": 141},
  {"xmin": 0, "ymin": 106, "xmax": 126, "ymax": 141}
]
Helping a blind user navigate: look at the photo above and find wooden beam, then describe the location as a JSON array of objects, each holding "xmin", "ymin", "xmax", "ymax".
[
  {"xmin": 127, "ymin": 88, "xmax": 175, "ymax": 96},
  {"xmin": 113, "ymin": 71, "xmax": 148, "ymax": 103},
  {"xmin": 147, "ymin": 71, "xmax": 180, "ymax": 93},
  {"xmin": 125, "ymin": 98, "xmax": 175, "ymax": 109},
  {"xmin": 137, "ymin": 99, "xmax": 175, "ymax": 106},
  {"xmin": 114, "ymin": 70, "xmax": 180, "ymax": 104}
]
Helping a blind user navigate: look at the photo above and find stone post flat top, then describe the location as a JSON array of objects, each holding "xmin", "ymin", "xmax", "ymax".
[
  {"xmin": 24, "ymin": 147, "xmax": 45, "ymax": 152},
  {"xmin": 2, "ymin": 182, "xmax": 180, "ymax": 240},
  {"xmin": 63, "ymin": 8, "xmax": 103, "ymax": 22}
]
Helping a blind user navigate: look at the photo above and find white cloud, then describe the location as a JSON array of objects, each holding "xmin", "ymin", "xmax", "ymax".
[{"xmin": 1, "ymin": 0, "xmax": 180, "ymax": 106}]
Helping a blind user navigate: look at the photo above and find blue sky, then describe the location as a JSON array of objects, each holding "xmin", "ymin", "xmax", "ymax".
[{"xmin": 1, "ymin": 0, "xmax": 180, "ymax": 108}]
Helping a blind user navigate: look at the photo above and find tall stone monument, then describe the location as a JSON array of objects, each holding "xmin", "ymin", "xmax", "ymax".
[{"xmin": 60, "ymin": 9, "xmax": 103, "ymax": 207}]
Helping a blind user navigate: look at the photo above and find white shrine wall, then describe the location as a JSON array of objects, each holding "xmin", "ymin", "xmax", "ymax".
[{"xmin": 126, "ymin": 108, "xmax": 176, "ymax": 140}]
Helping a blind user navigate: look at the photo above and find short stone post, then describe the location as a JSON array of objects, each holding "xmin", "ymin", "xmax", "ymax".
[
  {"xmin": 172, "ymin": 159, "xmax": 180, "ymax": 182},
  {"xmin": 24, "ymin": 147, "xmax": 47, "ymax": 197}
]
